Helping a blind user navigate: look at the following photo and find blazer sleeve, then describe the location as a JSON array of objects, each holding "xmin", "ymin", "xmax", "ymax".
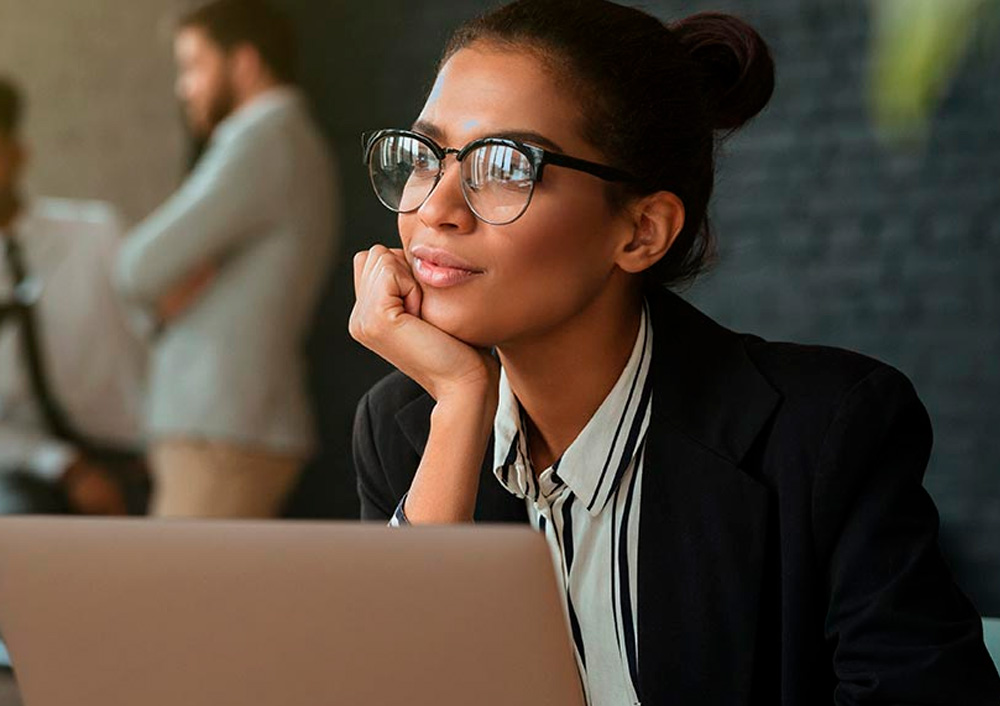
[
  {"xmin": 352, "ymin": 389, "xmax": 399, "ymax": 522},
  {"xmin": 814, "ymin": 365, "xmax": 1000, "ymax": 705},
  {"xmin": 114, "ymin": 122, "xmax": 290, "ymax": 304}
]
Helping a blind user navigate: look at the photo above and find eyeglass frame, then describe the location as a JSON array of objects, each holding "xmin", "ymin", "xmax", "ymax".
[{"xmin": 361, "ymin": 128, "xmax": 636, "ymax": 225}]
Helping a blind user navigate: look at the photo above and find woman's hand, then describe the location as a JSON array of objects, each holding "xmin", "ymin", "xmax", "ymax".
[
  {"xmin": 350, "ymin": 244, "xmax": 498, "ymax": 523},
  {"xmin": 349, "ymin": 244, "xmax": 497, "ymax": 402}
]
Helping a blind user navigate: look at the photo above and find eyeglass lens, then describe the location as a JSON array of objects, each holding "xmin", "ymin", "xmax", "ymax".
[{"xmin": 368, "ymin": 134, "xmax": 536, "ymax": 225}]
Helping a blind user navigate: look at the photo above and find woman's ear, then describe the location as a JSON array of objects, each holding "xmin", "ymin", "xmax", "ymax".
[{"xmin": 615, "ymin": 191, "xmax": 685, "ymax": 274}]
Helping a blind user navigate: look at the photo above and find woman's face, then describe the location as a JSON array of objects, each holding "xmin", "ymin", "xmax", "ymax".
[{"xmin": 398, "ymin": 44, "xmax": 632, "ymax": 348}]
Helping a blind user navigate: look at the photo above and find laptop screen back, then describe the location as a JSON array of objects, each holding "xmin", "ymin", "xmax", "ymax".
[{"xmin": 0, "ymin": 517, "xmax": 584, "ymax": 706}]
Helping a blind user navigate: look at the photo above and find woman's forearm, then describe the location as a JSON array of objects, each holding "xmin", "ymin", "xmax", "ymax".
[{"xmin": 403, "ymin": 385, "xmax": 497, "ymax": 524}]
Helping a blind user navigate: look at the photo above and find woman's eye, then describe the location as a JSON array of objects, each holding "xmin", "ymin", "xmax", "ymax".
[{"xmin": 411, "ymin": 156, "xmax": 436, "ymax": 175}]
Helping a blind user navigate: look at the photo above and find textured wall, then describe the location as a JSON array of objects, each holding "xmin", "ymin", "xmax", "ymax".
[{"xmin": 0, "ymin": 0, "xmax": 186, "ymax": 224}]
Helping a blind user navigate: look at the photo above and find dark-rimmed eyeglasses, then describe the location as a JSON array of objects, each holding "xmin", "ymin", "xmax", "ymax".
[{"xmin": 362, "ymin": 129, "xmax": 635, "ymax": 226}]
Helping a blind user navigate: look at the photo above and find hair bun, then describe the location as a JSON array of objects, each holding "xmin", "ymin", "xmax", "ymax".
[{"xmin": 669, "ymin": 12, "xmax": 775, "ymax": 132}]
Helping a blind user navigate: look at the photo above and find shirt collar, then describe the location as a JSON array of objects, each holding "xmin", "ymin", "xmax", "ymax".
[
  {"xmin": 211, "ymin": 85, "xmax": 301, "ymax": 145},
  {"xmin": 492, "ymin": 301, "xmax": 654, "ymax": 516}
]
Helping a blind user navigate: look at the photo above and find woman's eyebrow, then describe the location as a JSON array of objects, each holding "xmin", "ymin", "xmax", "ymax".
[
  {"xmin": 492, "ymin": 131, "xmax": 564, "ymax": 153},
  {"xmin": 411, "ymin": 120, "xmax": 443, "ymax": 140},
  {"xmin": 410, "ymin": 121, "xmax": 565, "ymax": 153}
]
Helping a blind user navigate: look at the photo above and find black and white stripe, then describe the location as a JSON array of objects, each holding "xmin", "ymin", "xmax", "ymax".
[{"xmin": 493, "ymin": 303, "xmax": 653, "ymax": 706}]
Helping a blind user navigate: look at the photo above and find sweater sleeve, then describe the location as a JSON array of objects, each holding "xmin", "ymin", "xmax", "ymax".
[{"xmin": 115, "ymin": 124, "xmax": 289, "ymax": 304}]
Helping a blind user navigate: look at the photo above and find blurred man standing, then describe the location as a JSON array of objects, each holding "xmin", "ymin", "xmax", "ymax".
[
  {"xmin": 116, "ymin": 0, "xmax": 337, "ymax": 517},
  {"xmin": 0, "ymin": 76, "xmax": 147, "ymax": 516}
]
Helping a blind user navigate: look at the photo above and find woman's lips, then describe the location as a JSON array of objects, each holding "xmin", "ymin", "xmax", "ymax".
[{"xmin": 410, "ymin": 246, "xmax": 483, "ymax": 288}]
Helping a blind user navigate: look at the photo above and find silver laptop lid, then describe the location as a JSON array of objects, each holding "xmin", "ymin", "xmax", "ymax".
[{"xmin": 0, "ymin": 517, "xmax": 584, "ymax": 706}]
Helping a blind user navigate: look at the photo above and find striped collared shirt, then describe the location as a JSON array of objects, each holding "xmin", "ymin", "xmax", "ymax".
[
  {"xmin": 390, "ymin": 304, "xmax": 654, "ymax": 706},
  {"xmin": 492, "ymin": 303, "xmax": 653, "ymax": 706}
]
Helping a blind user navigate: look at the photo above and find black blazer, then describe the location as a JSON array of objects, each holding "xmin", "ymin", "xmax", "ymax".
[{"xmin": 353, "ymin": 287, "xmax": 1000, "ymax": 705}]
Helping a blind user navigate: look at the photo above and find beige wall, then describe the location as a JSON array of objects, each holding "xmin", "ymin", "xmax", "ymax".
[{"xmin": 0, "ymin": 0, "xmax": 187, "ymax": 225}]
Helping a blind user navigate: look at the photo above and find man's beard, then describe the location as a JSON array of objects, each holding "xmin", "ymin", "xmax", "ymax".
[
  {"xmin": 205, "ymin": 78, "xmax": 236, "ymax": 133},
  {"xmin": 190, "ymin": 77, "xmax": 237, "ymax": 140}
]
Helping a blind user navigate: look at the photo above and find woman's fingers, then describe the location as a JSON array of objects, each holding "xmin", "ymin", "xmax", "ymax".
[
  {"xmin": 359, "ymin": 244, "xmax": 389, "ymax": 297},
  {"xmin": 350, "ymin": 245, "xmax": 418, "ymax": 342},
  {"xmin": 370, "ymin": 247, "xmax": 419, "ymax": 318},
  {"xmin": 389, "ymin": 249, "xmax": 422, "ymax": 317},
  {"xmin": 352, "ymin": 250, "xmax": 369, "ymax": 300}
]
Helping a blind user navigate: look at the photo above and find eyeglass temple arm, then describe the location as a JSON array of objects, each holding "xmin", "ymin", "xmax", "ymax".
[{"xmin": 542, "ymin": 151, "xmax": 634, "ymax": 183}]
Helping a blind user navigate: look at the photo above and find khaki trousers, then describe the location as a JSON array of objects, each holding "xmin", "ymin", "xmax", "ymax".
[{"xmin": 149, "ymin": 440, "xmax": 302, "ymax": 518}]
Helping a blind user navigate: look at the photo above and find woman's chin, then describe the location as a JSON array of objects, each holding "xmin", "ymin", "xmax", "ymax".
[{"xmin": 420, "ymin": 298, "xmax": 496, "ymax": 349}]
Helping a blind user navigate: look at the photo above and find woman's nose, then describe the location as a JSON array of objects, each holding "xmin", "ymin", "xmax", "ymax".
[{"xmin": 416, "ymin": 158, "xmax": 477, "ymax": 233}]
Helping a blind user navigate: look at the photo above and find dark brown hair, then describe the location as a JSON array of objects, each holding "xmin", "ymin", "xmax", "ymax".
[
  {"xmin": 441, "ymin": 0, "xmax": 775, "ymax": 288},
  {"xmin": 178, "ymin": 0, "xmax": 298, "ymax": 84},
  {"xmin": 0, "ymin": 76, "xmax": 23, "ymax": 138}
]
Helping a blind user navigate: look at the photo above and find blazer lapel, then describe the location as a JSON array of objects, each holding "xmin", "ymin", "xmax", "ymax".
[
  {"xmin": 394, "ymin": 394, "xmax": 527, "ymax": 523},
  {"xmin": 637, "ymin": 289, "xmax": 780, "ymax": 705}
]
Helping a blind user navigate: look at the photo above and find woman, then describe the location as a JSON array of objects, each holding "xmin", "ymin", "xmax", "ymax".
[{"xmin": 349, "ymin": 1, "xmax": 1000, "ymax": 704}]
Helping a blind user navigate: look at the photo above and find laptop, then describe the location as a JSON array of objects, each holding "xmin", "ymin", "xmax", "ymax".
[{"xmin": 0, "ymin": 517, "xmax": 584, "ymax": 706}]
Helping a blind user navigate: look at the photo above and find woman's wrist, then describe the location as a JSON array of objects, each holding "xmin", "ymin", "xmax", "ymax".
[
  {"xmin": 434, "ymin": 373, "xmax": 498, "ymax": 433},
  {"xmin": 423, "ymin": 351, "xmax": 498, "ymax": 404}
]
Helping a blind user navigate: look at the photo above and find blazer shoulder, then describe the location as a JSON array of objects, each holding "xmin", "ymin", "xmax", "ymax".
[
  {"xmin": 744, "ymin": 337, "xmax": 933, "ymax": 485},
  {"xmin": 741, "ymin": 336, "xmax": 918, "ymax": 415}
]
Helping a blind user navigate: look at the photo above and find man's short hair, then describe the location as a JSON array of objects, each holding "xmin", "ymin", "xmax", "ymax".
[
  {"xmin": 178, "ymin": 0, "xmax": 297, "ymax": 83},
  {"xmin": 0, "ymin": 76, "xmax": 23, "ymax": 138}
]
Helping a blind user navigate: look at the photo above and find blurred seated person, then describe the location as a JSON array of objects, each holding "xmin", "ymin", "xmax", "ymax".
[
  {"xmin": 0, "ymin": 76, "xmax": 148, "ymax": 516},
  {"xmin": 115, "ymin": 0, "xmax": 336, "ymax": 518}
]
